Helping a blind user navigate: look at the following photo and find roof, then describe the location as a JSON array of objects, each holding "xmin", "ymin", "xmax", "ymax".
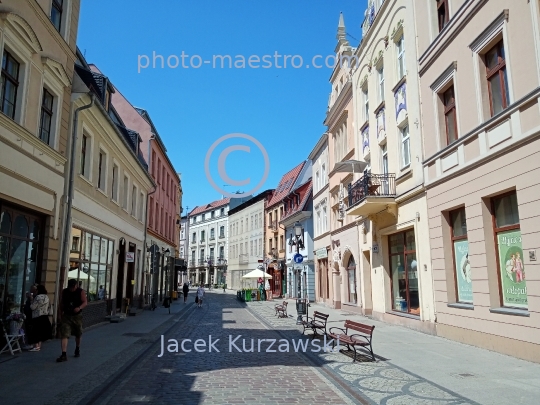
[
  {"xmin": 189, "ymin": 198, "xmax": 230, "ymax": 217},
  {"xmin": 228, "ymin": 189, "xmax": 275, "ymax": 216},
  {"xmin": 266, "ymin": 161, "xmax": 306, "ymax": 208},
  {"xmin": 280, "ymin": 180, "xmax": 313, "ymax": 223}
]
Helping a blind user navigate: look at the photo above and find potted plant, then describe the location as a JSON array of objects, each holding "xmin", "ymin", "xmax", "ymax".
[{"xmin": 6, "ymin": 312, "xmax": 26, "ymax": 335}]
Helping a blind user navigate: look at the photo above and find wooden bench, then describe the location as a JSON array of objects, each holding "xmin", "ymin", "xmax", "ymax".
[
  {"xmin": 301, "ymin": 311, "xmax": 329, "ymax": 337},
  {"xmin": 328, "ymin": 320, "xmax": 375, "ymax": 362},
  {"xmin": 274, "ymin": 301, "xmax": 288, "ymax": 318}
]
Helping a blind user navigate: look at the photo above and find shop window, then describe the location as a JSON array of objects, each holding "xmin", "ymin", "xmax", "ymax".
[
  {"xmin": 389, "ymin": 230, "xmax": 419, "ymax": 315},
  {"xmin": 485, "ymin": 40, "xmax": 509, "ymax": 116},
  {"xmin": 68, "ymin": 227, "xmax": 113, "ymax": 302},
  {"xmin": 450, "ymin": 208, "xmax": 472, "ymax": 303},
  {"xmin": 492, "ymin": 192, "xmax": 526, "ymax": 308},
  {"xmin": 347, "ymin": 256, "xmax": 357, "ymax": 304},
  {"xmin": 0, "ymin": 208, "xmax": 43, "ymax": 316}
]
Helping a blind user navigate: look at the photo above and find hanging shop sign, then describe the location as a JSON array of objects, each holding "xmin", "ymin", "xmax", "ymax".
[{"xmin": 315, "ymin": 248, "xmax": 328, "ymax": 259}]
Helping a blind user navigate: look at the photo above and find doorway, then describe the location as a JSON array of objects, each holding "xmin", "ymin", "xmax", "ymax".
[
  {"xmin": 116, "ymin": 240, "xmax": 125, "ymax": 310},
  {"xmin": 126, "ymin": 242, "xmax": 136, "ymax": 301}
]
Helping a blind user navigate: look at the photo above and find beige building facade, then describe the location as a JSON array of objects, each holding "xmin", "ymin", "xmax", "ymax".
[
  {"xmin": 69, "ymin": 54, "xmax": 153, "ymax": 322},
  {"xmin": 414, "ymin": 0, "xmax": 540, "ymax": 361},
  {"xmin": 0, "ymin": 0, "xmax": 80, "ymax": 319},
  {"xmin": 346, "ymin": 0, "xmax": 435, "ymax": 333}
]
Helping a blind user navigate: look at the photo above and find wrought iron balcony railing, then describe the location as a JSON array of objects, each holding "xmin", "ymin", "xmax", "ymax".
[{"xmin": 348, "ymin": 172, "xmax": 396, "ymax": 209}]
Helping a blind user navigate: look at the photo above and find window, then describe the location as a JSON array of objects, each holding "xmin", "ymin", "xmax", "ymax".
[
  {"xmin": 316, "ymin": 211, "xmax": 321, "ymax": 236},
  {"xmin": 1, "ymin": 50, "xmax": 20, "ymax": 119},
  {"xmin": 485, "ymin": 41, "xmax": 509, "ymax": 116},
  {"xmin": 111, "ymin": 164, "xmax": 119, "ymax": 201},
  {"xmin": 250, "ymin": 241, "xmax": 253, "ymax": 256},
  {"xmin": 437, "ymin": 0, "xmax": 449, "ymax": 32},
  {"xmin": 443, "ymin": 86, "xmax": 458, "ymax": 144},
  {"xmin": 389, "ymin": 230, "xmax": 419, "ymax": 315},
  {"xmin": 400, "ymin": 125, "xmax": 410, "ymax": 168},
  {"xmin": 219, "ymin": 226, "xmax": 225, "ymax": 238},
  {"xmin": 149, "ymin": 197, "xmax": 154, "ymax": 227},
  {"xmin": 209, "ymin": 247, "xmax": 214, "ymax": 261},
  {"xmin": 221, "ymin": 208, "xmax": 225, "ymax": 216},
  {"xmin": 201, "ymin": 230, "xmax": 205, "ymax": 242},
  {"xmin": 151, "ymin": 151, "xmax": 156, "ymax": 178},
  {"xmin": 396, "ymin": 36, "xmax": 406, "ymax": 79},
  {"xmin": 68, "ymin": 228, "xmax": 113, "ymax": 302},
  {"xmin": 280, "ymin": 207, "xmax": 283, "ymax": 219},
  {"xmin": 131, "ymin": 185, "xmax": 137, "ymax": 215},
  {"xmin": 155, "ymin": 202, "xmax": 159, "ymax": 230},
  {"xmin": 98, "ymin": 151, "xmax": 106, "ymax": 191},
  {"xmin": 122, "ymin": 175, "xmax": 128, "ymax": 209},
  {"xmin": 279, "ymin": 235, "xmax": 284, "ymax": 250},
  {"xmin": 192, "ymin": 232, "xmax": 196, "ymax": 243},
  {"xmin": 202, "ymin": 213, "xmax": 205, "ymax": 221},
  {"xmin": 322, "ymin": 206, "xmax": 327, "ymax": 232},
  {"xmin": 258, "ymin": 239, "xmax": 262, "ymax": 256},
  {"xmin": 210, "ymin": 228, "xmax": 215, "ymax": 239},
  {"xmin": 219, "ymin": 246, "xmax": 224, "ymax": 259},
  {"xmin": 378, "ymin": 66, "xmax": 385, "ymax": 102},
  {"xmin": 450, "ymin": 208, "xmax": 472, "ymax": 303},
  {"xmin": 381, "ymin": 143, "xmax": 389, "ymax": 174},
  {"xmin": 166, "ymin": 173, "xmax": 169, "ymax": 195},
  {"xmin": 51, "ymin": 0, "xmax": 64, "ymax": 32},
  {"xmin": 157, "ymin": 159, "xmax": 161, "ymax": 184},
  {"xmin": 39, "ymin": 89, "xmax": 54, "ymax": 145},
  {"xmin": 80, "ymin": 134, "xmax": 88, "ymax": 177},
  {"xmin": 363, "ymin": 87, "xmax": 369, "ymax": 120},
  {"xmin": 321, "ymin": 164, "xmax": 326, "ymax": 186},
  {"xmin": 492, "ymin": 192, "xmax": 526, "ymax": 308},
  {"xmin": 316, "ymin": 171, "xmax": 320, "ymax": 192}
]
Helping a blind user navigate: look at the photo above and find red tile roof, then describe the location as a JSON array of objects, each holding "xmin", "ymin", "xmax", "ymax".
[
  {"xmin": 280, "ymin": 180, "xmax": 312, "ymax": 222},
  {"xmin": 266, "ymin": 161, "xmax": 305, "ymax": 208},
  {"xmin": 189, "ymin": 198, "xmax": 230, "ymax": 217}
]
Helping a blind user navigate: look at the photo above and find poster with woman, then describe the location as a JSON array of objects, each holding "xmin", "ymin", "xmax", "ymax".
[
  {"xmin": 453, "ymin": 240, "xmax": 472, "ymax": 303},
  {"xmin": 497, "ymin": 230, "xmax": 527, "ymax": 308}
]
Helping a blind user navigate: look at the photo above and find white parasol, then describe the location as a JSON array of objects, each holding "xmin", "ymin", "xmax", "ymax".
[{"xmin": 242, "ymin": 268, "xmax": 273, "ymax": 279}]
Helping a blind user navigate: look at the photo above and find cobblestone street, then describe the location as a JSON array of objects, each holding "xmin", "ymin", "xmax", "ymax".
[{"xmin": 2, "ymin": 291, "xmax": 539, "ymax": 405}]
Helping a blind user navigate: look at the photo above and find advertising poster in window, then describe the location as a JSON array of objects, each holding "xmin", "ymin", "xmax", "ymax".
[
  {"xmin": 453, "ymin": 240, "xmax": 472, "ymax": 303},
  {"xmin": 497, "ymin": 230, "xmax": 527, "ymax": 308}
]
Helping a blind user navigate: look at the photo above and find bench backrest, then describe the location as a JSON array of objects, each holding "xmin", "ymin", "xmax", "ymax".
[
  {"xmin": 313, "ymin": 311, "xmax": 329, "ymax": 322},
  {"xmin": 282, "ymin": 301, "xmax": 288, "ymax": 307},
  {"xmin": 345, "ymin": 320, "xmax": 374, "ymax": 336}
]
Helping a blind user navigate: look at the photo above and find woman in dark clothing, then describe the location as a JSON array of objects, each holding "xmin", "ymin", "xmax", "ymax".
[
  {"xmin": 28, "ymin": 284, "xmax": 52, "ymax": 351},
  {"xmin": 182, "ymin": 283, "xmax": 189, "ymax": 303}
]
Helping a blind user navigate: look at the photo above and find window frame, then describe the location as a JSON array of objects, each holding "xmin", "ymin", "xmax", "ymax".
[
  {"xmin": 50, "ymin": 0, "xmax": 64, "ymax": 33},
  {"xmin": 378, "ymin": 65, "xmax": 385, "ymax": 103},
  {"xmin": 437, "ymin": 0, "xmax": 449, "ymax": 32},
  {"xmin": 443, "ymin": 86, "xmax": 458, "ymax": 145},
  {"xmin": 1, "ymin": 50, "xmax": 20, "ymax": 120},
  {"xmin": 39, "ymin": 88, "xmax": 54, "ymax": 145},
  {"xmin": 400, "ymin": 125, "xmax": 411, "ymax": 169},
  {"xmin": 485, "ymin": 40, "xmax": 509, "ymax": 117},
  {"xmin": 449, "ymin": 207, "xmax": 472, "ymax": 304},
  {"xmin": 490, "ymin": 191, "xmax": 523, "ymax": 309},
  {"xmin": 396, "ymin": 35, "xmax": 406, "ymax": 79}
]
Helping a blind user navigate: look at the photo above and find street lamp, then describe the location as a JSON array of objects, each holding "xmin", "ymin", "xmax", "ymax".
[{"xmin": 290, "ymin": 221, "xmax": 306, "ymax": 324}]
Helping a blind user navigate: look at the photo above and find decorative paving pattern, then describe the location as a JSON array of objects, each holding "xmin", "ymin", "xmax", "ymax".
[{"xmin": 246, "ymin": 301, "xmax": 479, "ymax": 405}]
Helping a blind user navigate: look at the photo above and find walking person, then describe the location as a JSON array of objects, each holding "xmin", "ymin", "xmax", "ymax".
[
  {"xmin": 182, "ymin": 283, "xmax": 189, "ymax": 304},
  {"xmin": 56, "ymin": 279, "xmax": 87, "ymax": 362},
  {"xmin": 265, "ymin": 279, "xmax": 271, "ymax": 301},
  {"xmin": 196, "ymin": 284, "xmax": 205, "ymax": 308},
  {"xmin": 29, "ymin": 284, "xmax": 52, "ymax": 351}
]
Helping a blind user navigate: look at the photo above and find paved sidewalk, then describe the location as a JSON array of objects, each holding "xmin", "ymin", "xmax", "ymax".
[
  {"xmin": 0, "ymin": 298, "xmax": 192, "ymax": 405},
  {"xmin": 243, "ymin": 295, "xmax": 540, "ymax": 405}
]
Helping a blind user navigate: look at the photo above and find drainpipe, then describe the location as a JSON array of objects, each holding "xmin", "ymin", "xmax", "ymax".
[
  {"xmin": 55, "ymin": 94, "xmax": 94, "ymax": 334},
  {"xmin": 142, "ymin": 135, "xmax": 157, "ymax": 305}
]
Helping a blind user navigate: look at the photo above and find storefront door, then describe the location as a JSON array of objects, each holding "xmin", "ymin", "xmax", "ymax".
[
  {"xmin": 273, "ymin": 270, "xmax": 281, "ymax": 297},
  {"xmin": 389, "ymin": 230, "xmax": 419, "ymax": 315},
  {"xmin": 0, "ymin": 206, "xmax": 43, "ymax": 316}
]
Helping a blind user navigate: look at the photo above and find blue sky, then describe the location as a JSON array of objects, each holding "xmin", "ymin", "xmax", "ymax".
[{"xmin": 78, "ymin": 0, "xmax": 367, "ymax": 211}]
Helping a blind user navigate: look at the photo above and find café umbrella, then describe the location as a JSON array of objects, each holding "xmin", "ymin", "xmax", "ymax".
[{"xmin": 242, "ymin": 268, "xmax": 273, "ymax": 279}]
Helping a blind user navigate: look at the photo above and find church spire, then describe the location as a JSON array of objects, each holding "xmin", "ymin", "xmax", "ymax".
[{"xmin": 336, "ymin": 12, "xmax": 349, "ymax": 47}]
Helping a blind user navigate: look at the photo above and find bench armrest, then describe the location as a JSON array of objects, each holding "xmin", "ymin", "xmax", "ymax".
[
  {"xmin": 349, "ymin": 333, "xmax": 372, "ymax": 344},
  {"xmin": 329, "ymin": 327, "xmax": 346, "ymax": 335}
]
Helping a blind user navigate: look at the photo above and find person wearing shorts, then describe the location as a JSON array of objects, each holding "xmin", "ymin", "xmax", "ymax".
[{"xmin": 56, "ymin": 279, "xmax": 87, "ymax": 362}]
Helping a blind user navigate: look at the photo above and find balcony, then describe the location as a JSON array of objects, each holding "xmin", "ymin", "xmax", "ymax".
[
  {"xmin": 268, "ymin": 220, "xmax": 278, "ymax": 232},
  {"xmin": 219, "ymin": 233, "xmax": 225, "ymax": 239},
  {"xmin": 268, "ymin": 248, "xmax": 278, "ymax": 259},
  {"xmin": 209, "ymin": 235, "xmax": 215, "ymax": 241},
  {"xmin": 199, "ymin": 239, "xmax": 205, "ymax": 245},
  {"xmin": 189, "ymin": 260, "xmax": 197, "ymax": 267},
  {"xmin": 347, "ymin": 172, "xmax": 396, "ymax": 217},
  {"xmin": 239, "ymin": 254, "xmax": 249, "ymax": 264},
  {"xmin": 207, "ymin": 256, "xmax": 215, "ymax": 266}
]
